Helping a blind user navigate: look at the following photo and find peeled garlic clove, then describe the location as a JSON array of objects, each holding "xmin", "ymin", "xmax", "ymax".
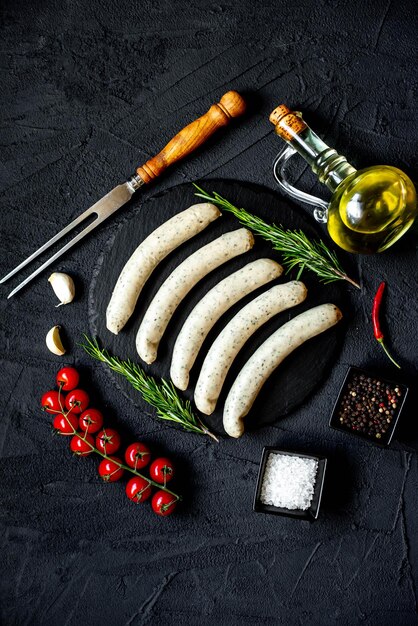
[
  {"xmin": 46, "ymin": 325, "xmax": 66, "ymax": 356},
  {"xmin": 48, "ymin": 272, "xmax": 75, "ymax": 307}
]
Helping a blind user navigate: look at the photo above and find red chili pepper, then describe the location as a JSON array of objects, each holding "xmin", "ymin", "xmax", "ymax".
[{"xmin": 372, "ymin": 281, "xmax": 401, "ymax": 369}]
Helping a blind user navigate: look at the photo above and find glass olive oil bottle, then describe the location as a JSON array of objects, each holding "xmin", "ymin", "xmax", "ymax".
[{"xmin": 270, "ymin": 105, "xmax": 417, "ymax": 254}]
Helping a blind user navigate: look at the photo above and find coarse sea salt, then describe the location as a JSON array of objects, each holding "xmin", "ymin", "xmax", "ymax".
[{"xmin": 260, "ymin": 453, "xmax": 318, "ymax": 511}]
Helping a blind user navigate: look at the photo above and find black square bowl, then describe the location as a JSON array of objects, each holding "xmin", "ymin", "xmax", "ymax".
[
  {"xmin": 329, "ymin": 366, "xmax": 409, "ymax": 446},
  {"xmin": 253, "ymin": 447, "xmax": 327, "ymax": 521}
]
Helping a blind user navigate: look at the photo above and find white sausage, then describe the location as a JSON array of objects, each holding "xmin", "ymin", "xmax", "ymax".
[
  {"xmin": 136, "ymin": 228, "xmax": 254, "ymax": 364},
  {"xmin": 106, "ymin": 203, "xmax": 221, "ymax": 334},
  {"xmin": 223, "ymin": 303, "xmax": 343, "ymax": 438},
  {"xmin": 170, "ymin": 259, "xmax": 283, "ymax": 390},
  {"xmin": 194, "ymin": 281, "xmax": 307, "ymax": 415}
]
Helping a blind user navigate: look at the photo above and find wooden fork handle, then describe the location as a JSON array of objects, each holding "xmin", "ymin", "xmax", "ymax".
[{"xmin": 136, "ymin": 91, "xmax": 246, "ymax": 184}]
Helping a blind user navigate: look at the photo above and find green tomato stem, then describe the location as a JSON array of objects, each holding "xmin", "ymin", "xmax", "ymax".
[{"xmin": 56, "ymin": 386, "xmax": 181, "ymax": 501}]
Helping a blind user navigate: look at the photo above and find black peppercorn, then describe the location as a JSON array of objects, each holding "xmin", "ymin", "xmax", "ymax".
[{"xmin": 334, "ymin": 371, "xmax": 404, "ymax": 443}]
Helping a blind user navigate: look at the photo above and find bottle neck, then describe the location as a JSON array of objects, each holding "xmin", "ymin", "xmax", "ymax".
[
  {"xmin": 294, "ymin": 128, "xmax": 357, "ymax": 191},
  {"xmin": 270, "ymin": 106, "xmax": 357, "ymax": 192}
]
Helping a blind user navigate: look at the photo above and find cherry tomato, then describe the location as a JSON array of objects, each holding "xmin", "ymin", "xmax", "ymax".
[
  {"xmin": 151, "ymin": 490, "xmax": 178, "ymax": 516},
  {"xmin": 125, "ymin": 476, "xmax": 152, "ymax": 503},
  {"xmin": 53, "ymin": 413, "xmax": 78, "ymax": 435},
  {"xmin": 125, "ymin": 442, "xmax": 151, "ymax": 470},
  {"xmin": 70, "ymin": 433, "xmax": 94, "ymax": 456},
  {"xmin": 79, "ymin": 408, "xmax": 103, "ymax": 434},
  {"xmin": 65, "ymin": 389, "xmax": 90, "ymax": 414},
  {"xmin": 149, "ymin": 457, "xmax": 175, "ymax": 485},
  {"xmin": 56, "ymin": 367, "xmax": 80, "ymax": 391},
  {"xmin": 96, "ymin": 428, "xmax": 121, "ymax": 455},
  {"xmin": 98, "ymin": 456, "xmax": 124, "ymax": 482},
  {"xmin": 41, "ymin": 390, "xmax": 63, "ymax": 414}
]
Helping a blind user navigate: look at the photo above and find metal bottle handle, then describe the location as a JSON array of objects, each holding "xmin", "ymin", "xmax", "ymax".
[{"xmin": 273, "ymin": 145, "xmax": 329, "ymax": 223}]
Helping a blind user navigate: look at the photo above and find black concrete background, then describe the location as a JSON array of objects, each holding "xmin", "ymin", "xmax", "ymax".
[{"xmin": 1, "ymin": 1, "xmax": 418, "ymax": 624}]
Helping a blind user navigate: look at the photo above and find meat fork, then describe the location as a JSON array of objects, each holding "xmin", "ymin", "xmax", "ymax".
[{"xmin": 1, "ymin": 91, "xmax": 246, "ymax": 298}]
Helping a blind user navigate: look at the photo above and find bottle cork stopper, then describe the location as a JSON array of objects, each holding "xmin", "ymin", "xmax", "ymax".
[{"xmin": 269, "ymin": 104, "xmax": 307, "ymax": 141}]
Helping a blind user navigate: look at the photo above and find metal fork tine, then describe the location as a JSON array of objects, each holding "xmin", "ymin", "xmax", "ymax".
[
  {"xmin": 0, "ymin": 205, "xmax": 98, "ymax": 284},
  {"xmin": 7, "ymin": 218, "xmax": 102, "ymax": 298},
  {"xmin": 2, "ymin": 181, "xmax": 136, "ymax": 297}
]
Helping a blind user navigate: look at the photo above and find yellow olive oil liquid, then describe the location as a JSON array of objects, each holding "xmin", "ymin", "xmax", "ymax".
[{"xmin": 327, "ymin": 166, "xmax": 417, "ymax": 253}]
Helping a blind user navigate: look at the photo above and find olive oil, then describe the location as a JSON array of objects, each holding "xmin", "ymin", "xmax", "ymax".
[
  {"xmin": 270, "ymin": 105, "xmax": 417, "ymax": 254},
  {"xmin": 327, "ymin": 165, "xmax": 416, "ymax": 253}
]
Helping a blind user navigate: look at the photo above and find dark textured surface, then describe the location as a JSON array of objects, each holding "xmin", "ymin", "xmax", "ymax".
[
  {"xmin": 1, "ymin": 1, "xmax": 418, "ymax": 624},
  {"xmin": 89, "ymin": 179, "xmax": 345, "ymax": 435}
]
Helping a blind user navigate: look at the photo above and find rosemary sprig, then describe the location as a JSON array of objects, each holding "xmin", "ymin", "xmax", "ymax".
[
  {"xmin": 194, "ymin": 184, "xmax": 360, "ymax": 289},
  {"xmin": 81, "ymin": 336, "xmax": 219, "ymax": 442}
]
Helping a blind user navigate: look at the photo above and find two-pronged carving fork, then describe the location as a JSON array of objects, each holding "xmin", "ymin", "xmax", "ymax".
[{"xmin": 1, "ymin": 91, "xmax": 246, "ymax": 298}]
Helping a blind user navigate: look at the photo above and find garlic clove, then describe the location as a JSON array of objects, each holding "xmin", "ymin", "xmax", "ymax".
[
  {"xmin": 46, "ymin": 325, "xmax": 66, "ymax": 356},
  {"xmin": 48, "ymin": 272, "xmax": 75, "ymax": 307}
]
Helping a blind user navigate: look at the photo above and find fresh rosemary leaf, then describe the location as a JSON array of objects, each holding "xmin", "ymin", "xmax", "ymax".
[
  {"xmin": 193, "ymin": 184, "xmax": 360, "ymax": 289},
  {"xmin": 81, "ymin": 335, "xmax": 218, "ymax": 442}
]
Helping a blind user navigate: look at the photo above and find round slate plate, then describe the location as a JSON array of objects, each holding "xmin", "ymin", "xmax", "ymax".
[{"xmin": 89, "ymin": 179, "xmax": 345, "ymax": 436}]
